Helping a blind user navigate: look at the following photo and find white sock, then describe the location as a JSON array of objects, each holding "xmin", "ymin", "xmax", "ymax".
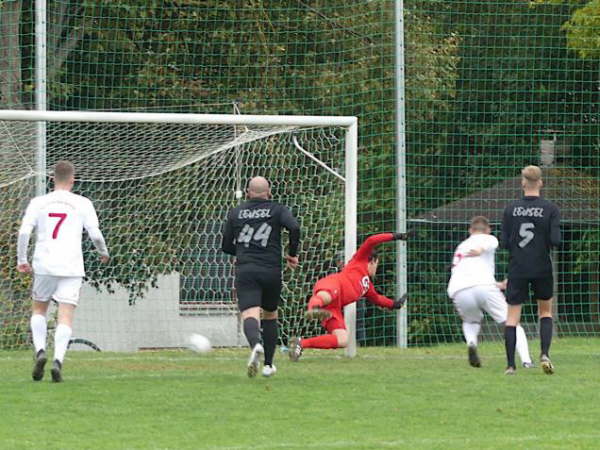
[
  {"xmin": 516, "ymin": 325, "xmax": 532, "ymax": 364},
  {"xmin": 462, "ymin": 322, "xmax": 480, "ymax": 347},
  {"xmin": 53, "ymin": 324, "xmax": 72, "ymax": 363},
  {"xmin": 30, "ymin": 314, "xmax": 47, "ymax": 353}
]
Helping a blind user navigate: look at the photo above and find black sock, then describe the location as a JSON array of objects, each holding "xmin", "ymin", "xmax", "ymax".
[
  {"xmin": 243, "ymin": 317, "xmax": 260, "ymax": 349},
  {"xmin": 262, "ymin": 319, "xmax": 278, "ymax": 366},
  {"xmin": 540, "ymin": 317, "xmax": 553, "ymax": 357},
  {"xmin": 504, "ymin": 326, "xmax": 517, "ymax": 368}
]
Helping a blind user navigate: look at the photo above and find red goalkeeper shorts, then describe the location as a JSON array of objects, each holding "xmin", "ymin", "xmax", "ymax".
[{"xmin": 313, "ymin": 274, "xmax": 346, "ymax": 332}]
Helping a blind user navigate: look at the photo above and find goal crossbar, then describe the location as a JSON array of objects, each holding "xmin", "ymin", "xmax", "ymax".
[{"xmin": 0, "ymin": 110, "xmax": 357, "ymax": 128}]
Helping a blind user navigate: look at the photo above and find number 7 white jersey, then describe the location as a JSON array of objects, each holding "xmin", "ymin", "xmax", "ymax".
[{"xmin": 19, "ymin": 190, "xmax": 103, "ymax": 277}]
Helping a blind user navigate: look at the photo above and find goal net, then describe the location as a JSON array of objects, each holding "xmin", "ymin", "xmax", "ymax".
[{"xmin": 0, "ymin": 111, "xmax": 358, "ymax": 354}]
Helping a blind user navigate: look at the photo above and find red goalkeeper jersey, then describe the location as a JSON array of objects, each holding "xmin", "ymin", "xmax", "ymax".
[{"xmin": 316, "ymin": 233, "xmax": 395, "ymax": 309}]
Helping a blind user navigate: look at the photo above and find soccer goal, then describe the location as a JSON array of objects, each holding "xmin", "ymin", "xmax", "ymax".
[{"xmin": 0, "ymin": 110, "xmax": 359, "ymax": 356}]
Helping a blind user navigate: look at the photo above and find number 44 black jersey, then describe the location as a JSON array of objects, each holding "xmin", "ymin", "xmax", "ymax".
[
  {"xmin": 501, "ymin": 196, "xmax": 561, "ymax": 279},
  {"xmin": 221, "ymin": 199, "xmax": 300, "ymax": 269}
]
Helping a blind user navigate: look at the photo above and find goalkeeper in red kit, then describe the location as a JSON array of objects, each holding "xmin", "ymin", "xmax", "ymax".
[{"xmin": 288, "ymin": 232, "xmax": 408, "ymax": 361}]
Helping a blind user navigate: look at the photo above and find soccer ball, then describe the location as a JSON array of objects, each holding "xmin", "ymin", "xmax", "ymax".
[{"xmin": 188, "ymin": 334, "xmax": 212, "ymax": 353}]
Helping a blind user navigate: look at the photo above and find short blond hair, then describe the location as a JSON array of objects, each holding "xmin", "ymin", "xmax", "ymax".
[
  {"xmin": 470, "ymin": 216, "xmax": 490, "ymax": 233},
  {"xmin": 521, "ymin": 165, "xmax": 542, "ymax": 184},
  {"xmin": 54, "ymin": 160, "xmax": 75, "ymax": 184}
]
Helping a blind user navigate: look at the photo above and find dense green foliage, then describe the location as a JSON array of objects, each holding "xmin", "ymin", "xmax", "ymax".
[
  {"xmin": 535, "ymin": 0, "xmax": 600, "ymax": 59},
  {"xmin": 0, "ymin": 181, "xmax": 32, "ymax": 349}
]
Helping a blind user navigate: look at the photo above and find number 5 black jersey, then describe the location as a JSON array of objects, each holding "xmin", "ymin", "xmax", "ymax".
[
  {"xmin": 501, "ymin": 196, "xmax": 561, "ymax": 278},
  {"xmin": 221, "ymin": 199, "xmax": 300, "ymax": 269}
]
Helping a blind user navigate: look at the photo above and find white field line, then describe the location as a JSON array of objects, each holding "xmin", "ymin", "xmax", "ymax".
[{"xmin": 206, "ymin": 433, "xmax": 600, "ymax": 450}]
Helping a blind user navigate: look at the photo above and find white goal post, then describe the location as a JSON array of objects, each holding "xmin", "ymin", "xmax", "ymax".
[{"xmin": 0, "ymin": 110, "xmax": 359, "ymax": 356}]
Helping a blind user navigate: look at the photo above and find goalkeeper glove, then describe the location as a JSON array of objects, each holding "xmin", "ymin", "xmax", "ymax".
[
  {"xmin": 392, "ymin": 294, "xmax": 407, "ymax": 309},
  {"xmin": 392, "ymin": 232, "xmax": 410, "ymax": 241}
]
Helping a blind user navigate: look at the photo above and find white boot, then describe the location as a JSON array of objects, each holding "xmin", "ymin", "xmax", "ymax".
[
  {"xmin": 247, "ymin": 343, "xmax": 264, "ymax": 378},
  {"xmin": 262, "ymin": 364, "xmax": 277, "ymax": 377}
]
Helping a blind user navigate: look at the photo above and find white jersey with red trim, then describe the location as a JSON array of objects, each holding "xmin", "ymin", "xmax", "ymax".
[
  {"xmin": 19, "ymin": 190, "xmax": 101, "ymax": 277},
  {"xmin": 447, "ymin": 233, "xmax": 498, "ymax": 298}
]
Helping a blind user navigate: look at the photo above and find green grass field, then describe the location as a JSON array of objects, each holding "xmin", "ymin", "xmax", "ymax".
[{"xmin": 1, "ymin": 338, "xmax": 599, "ymax": 449}]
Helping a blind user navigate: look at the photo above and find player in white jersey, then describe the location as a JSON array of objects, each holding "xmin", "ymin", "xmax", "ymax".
[
  {"xmin": 448, "ymin": 216, "xmax": 532, "ymax": 368},
  {"xmin": 16, "ymin": 161, "xmax": 109, "ymax": 382}
]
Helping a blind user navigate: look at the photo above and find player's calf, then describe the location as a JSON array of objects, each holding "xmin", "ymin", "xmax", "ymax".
[{"xmin": 261, "ymin": 314, "xmax": 278, "ymax": 371}]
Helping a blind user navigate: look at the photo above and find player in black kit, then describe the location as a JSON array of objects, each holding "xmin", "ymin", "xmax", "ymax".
[
  {"xmin": 222, "ymin": 176, "xmax": 300, "ymax": 378},
  {"xmin": 501, "ymin": 166, "xmax": 561, "ymax": 375}
]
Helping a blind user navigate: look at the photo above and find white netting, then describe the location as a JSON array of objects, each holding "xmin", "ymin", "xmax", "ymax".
[{"xmin": 0, "ymin": 117, "xmax": 348, "ymax": 350}]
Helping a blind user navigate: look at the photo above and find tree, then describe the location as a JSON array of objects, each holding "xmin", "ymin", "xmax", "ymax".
[
  {"xmin": 561, "ymin": 0, "xmax": 600, "ymax": 58},
  {"xmin": 0, "ymin": 0, "xmax": 92, "ymax": 108},
  {"xmin": 534, "ymin": 0, "xmax": 600, "ymax": 59}
]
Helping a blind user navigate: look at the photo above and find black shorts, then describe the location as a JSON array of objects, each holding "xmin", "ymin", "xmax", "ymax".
[
  {"xmin": 506, "ymin": 276, "xmax": 553, "ymax": 305},
  {"xmin": 234, "ymin": 269, "xmax": 282, "ymax": 312}
]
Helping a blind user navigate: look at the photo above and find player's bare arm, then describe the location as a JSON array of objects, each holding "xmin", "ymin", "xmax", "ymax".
[
  {"xmin": 281, "ymin": 205, "xmax": 300, "ymax": 270},
  {"xmin": 466, "ymin": 247, "xmax": 484, "ymax": 257},
  {"xmin": 221, "ymin": 212, "xmax": 236, "ymax": 255},
  {"xmin": 17, "ymin": 263, "xmax": 32, "ymax": 274},
  {"xmin": 285, "ymin": 254, "xmax": 299, "ymax": 269}
]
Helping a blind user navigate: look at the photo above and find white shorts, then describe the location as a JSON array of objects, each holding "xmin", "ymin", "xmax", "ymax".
[
  {"xmin": 32, "ymin": 275, "xmax": 83, "ymax": 306},
  {"xmin": 452, "ymin": 285, "xmax": 507, "ymax": 324}
]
